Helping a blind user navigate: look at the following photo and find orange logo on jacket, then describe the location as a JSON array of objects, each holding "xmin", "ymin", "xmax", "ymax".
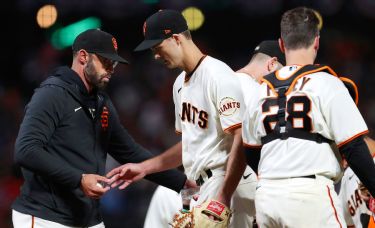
[{"xmin": 101, "ymin": 106, "xmax": 109, "ymax": 130}]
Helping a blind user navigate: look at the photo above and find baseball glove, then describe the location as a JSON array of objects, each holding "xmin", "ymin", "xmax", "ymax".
[
  {"xmin": 170, "ymin": 210, "xmax": 194, "ymax": 228},
  {"xmin": 170, "ymin": 199, "xmax": 232, "ymax": 228},
  {"xmin": 358, "ymin": 182, "xmax": 375, "ymax": 214},
  {"xmin": 358, "ymin": 182, "xmax": 371, "ymax": 201}
]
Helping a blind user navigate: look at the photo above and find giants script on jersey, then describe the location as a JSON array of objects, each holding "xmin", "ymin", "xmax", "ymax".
[{"xmin": 180, "ymin": 102, "xmax": 208, "ymax": 128}]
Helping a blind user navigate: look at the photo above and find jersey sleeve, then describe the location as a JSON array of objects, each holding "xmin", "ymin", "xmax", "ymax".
[
  {"xmin": 173, "ymin": 76, "xmax": 182, "ymax": 134},
  {"xmin": 337, "ymin": 175, "xmax": 355, "ymax": 226},
  {"xmin": 322, "ymin": 78, "xmax": 368, "ymax": 147},
  {"xmin": 242, "ymin": 91, "xmax": 262, "ymax": 147},
  {"xmin": 14, "ymin": 86, "xmax": 84, "ymax": 189},
  {"xmin": 237, "ymin": 73, "xmax": 261, "ymax": 108},
  {"xmin": 214, "ymin": 70, "xmax": 245, "ymax": 132}
]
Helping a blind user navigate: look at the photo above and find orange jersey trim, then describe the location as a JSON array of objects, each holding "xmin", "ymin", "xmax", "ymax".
[
  {"xmin": 262, "ymin": 65, "xmax": 338, "ymax": 97},
  {"xmin": 326, "ymin": 185, "xmax": 343, "ymax": 228},
  {"xmin": 223, "ymin": 123, "xmax": 241, "ymax": 133},
  {"xmin": 369, "ymin": 215, "xmax": 375, "ymax": 228},
  {"xmin": 339, "ymin": 77, "xmax": 359, "ymax": 105},
  {"xmin": 261, "ymin": 79, "xmax": 277, "ymax": 97},
  {"xmin": 338, "ymin": 130, "xmax": 369, "ymax": 148},
  {"xmin": 243, "ymin": 142, "xmax": 262, "ymax": 148},
  {"xmin": 285, "ymin": 65, "xmax": 337, "ymax": 96},
  {"xmin": 175, "ymin": 130, "xmax": 182, "ymax": 135}
]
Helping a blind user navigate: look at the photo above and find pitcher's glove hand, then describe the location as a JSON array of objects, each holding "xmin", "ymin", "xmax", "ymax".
[
  {"xmin": 358, "ymin": 182, "xmax": 375, "ymax": 214},
  {"xmin": 170, "ymin": 209, "xmax": 194, "ymax": 228},
  {"xmin": 170, "ymin": 199, "xmax": 232, "ymax": 228},
  {"xmin": 193, "ymin": 199, "xmax": 232, "ymax": 228},
  {"xmin": 358, "ymin": 182, "xmax": 371, "ymax": 201}
]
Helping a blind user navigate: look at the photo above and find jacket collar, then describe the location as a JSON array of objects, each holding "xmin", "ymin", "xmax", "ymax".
[{"xmin": 53, "ymin": 66, "xmax": 97, "ymax": 95}]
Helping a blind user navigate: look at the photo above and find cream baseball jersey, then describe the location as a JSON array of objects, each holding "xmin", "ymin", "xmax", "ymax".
[
  {"xmin": 242, "ymin": 65, "xmax": 368, "ymax": 180},
  {"xmin": 173, "ymin": 56, "xmax": 244, "ymax": 180},
  {"xmin": 339, "ymin": 166, "xmax": 370, "ymax": 227},
  {"xmin": 236, "ymin": 72, "xmax": 261, "ymax": 107}
]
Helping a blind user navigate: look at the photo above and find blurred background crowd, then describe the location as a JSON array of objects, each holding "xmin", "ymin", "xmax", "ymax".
[{"xmin": 1, "ymin": 0, "xmax": 375, "ymax": 227}]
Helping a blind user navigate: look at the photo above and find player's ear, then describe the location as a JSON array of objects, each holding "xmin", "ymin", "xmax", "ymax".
[
  {"xmin": 172, "ymin": 34, "xmax": 182, "ymax": 45},
  {"xmin": 77, "ymin": 49, "xmax": 89, "ymax": 65},
  {"xmin": 278, "ymin": 38, "xmax": 285, "ymax": 53},
  {"xmin": 313, "ymin": 36, "xmax": 320, "ymax": 51},
  {"xmin": 267, "ymin": 57, "xmax": 278, "ymax": 73}
]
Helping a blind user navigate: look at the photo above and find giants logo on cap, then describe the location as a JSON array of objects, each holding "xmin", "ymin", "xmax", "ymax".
[
  {"xmin": 112, "ymin": 38, "xmax": 118, "ymax": 51},
  {"xmin": 143, "ymin": 21, "xmax": 147, "ymax": 36}
]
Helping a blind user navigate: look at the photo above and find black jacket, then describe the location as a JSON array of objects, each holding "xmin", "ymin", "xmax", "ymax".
[{"xmin": 12, "ymin": 67, "xmax": 186, "ymax": 227}]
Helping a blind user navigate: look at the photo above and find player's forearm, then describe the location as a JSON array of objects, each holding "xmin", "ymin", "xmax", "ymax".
[
  {"xmin": 217, "ymin": 128, "xmax": 246, "ymax": 205},
  {"xmin": 15, "ymin": 139, "xmax": 83, "ymax": 188},
  {"xmin": 141, "ymin": 141, "xmax": 183, "ymax": 175},
  {"xmin": 364, "ymin": 136, "xmax": 375, "ymax": 156},
  {"xmin": 341, "ymin": 136, "xmax": 375, "ymax": 196}
]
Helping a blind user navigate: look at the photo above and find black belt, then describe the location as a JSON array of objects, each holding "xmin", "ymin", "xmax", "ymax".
[
  {"xmin": 292, "ymin": 175, "xmax": 315, "ymax": 179},
  {"xmin": 195, "ymin": 169, "xmax": 213, "ymax": 186}
]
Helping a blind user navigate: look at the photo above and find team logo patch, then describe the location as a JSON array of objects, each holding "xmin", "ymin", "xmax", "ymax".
[
  {"xmin": 112, "ymin": 38, "xmax": 118, "ymax": 51},
  {"xmin": 219, "ymin": 97, "xmax": 240, "ymax": 116},
  {"xmin": 143, "ymin": 21, "xmax": 147, "ymax": 36},
  {"xmin": 101, "ymin": 106, "xmax": 109, "ymax": 130},
  {"xmin": 207, "ymin": 201, "xmax": 225, "ymax": 216}
]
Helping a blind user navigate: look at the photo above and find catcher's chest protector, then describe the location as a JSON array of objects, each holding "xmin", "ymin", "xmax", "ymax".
[{"xmin": 260, "ymin": 64, "xmax": 339, "ymax": 145}]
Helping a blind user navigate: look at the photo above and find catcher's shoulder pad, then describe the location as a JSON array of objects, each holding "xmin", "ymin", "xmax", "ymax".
[
  {"xmin": 261, "ymin": 64, "xmax": 338, "ymax": 96},
  {"xmin": 339, "ymin": 77, "xmax": 359, "ymax": 105}
]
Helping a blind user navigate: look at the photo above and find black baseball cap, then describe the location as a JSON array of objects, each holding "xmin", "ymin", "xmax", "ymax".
[
  {"xmin": 134, "ymin": 9, "xmax": 188, "ymax": 51},
  {"xmin": 72, "ymin": 28, "xmax": 129, "ymax": 64},
  {"xmin": 253, "ymin": 40, "xmax": 286, "ymax": 66}
]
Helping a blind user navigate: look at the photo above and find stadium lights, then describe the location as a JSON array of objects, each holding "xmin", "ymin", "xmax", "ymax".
[
  {"xmin": 50, "ymin": 17, "xmax": 102, "ymax": 50},
  {"xmin": 182, "ymin": 7, "xmax": 205, "ymax": 31},
  {"xmin": 36, "ymin": 4, "xmax": 58, "ymax": 29}
]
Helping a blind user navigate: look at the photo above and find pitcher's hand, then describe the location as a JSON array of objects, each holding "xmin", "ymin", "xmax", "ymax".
[
  {"xmin": 80, "ymin": 174, "xmax": 110, "ymax": 199},
  {"xmin": 106, "ymin": 163, "xmax": 146, "ymax": 189}
]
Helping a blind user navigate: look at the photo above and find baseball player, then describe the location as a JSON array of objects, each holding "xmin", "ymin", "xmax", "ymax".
[
  {"xmin": 143, "ymin": 165, "xmax": 198, "ymax": 228},
  {"xmin": 242, "ymin": 7, "xmax": 375, "ymax": 227},
  {"xmin": 107, "ymin": 9, "xmax": 254, "ymax": 227},
  {"xmin": 234, "ymin": 40, "xmax": 286, "ymax": 227},
  {"xmin": 338, "ymin": 136, "xmax": 375, "ymax": 228},
  {"xmin": 11, "ymin": 29, "xmax": 189, "ymax": 228},
  {"xmin": 237, "ymin": 40, "xmax": 285, "ymax": 105},
  {"xmin": 143, "ymin": 40, "xmax": 285, "ymax": 228},
  {"xmin": 143, "ymin": 185, "xmax": 183, "ymax": 228}
]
